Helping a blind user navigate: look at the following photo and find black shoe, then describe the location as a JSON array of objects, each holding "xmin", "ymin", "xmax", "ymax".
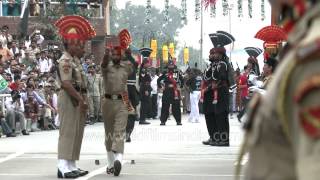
[
  {"xmin": 126, "ymin": 137, "xmax": 131, "ymax": 143},
  {"xmin": 22, "ymin": 130, "xmax": 30, "ymax": 135},
  {"xmin": 72, "ymin": 168, "xmax": 88, "ymax": 177},
  {"xmin": 57, "ymin": 169, "xmax": 79, "ymax": 179},
  {"xmin": 176, "ymin": 122, "xmax": 182, "ymax": 126},
  {"xmin": 160, "ymin": 122, "xmax": 166, "ymax": 126},
  {"xmin": 6, "ymin": 133, "xmax": 16, "ymax": 137},
  {"xmin": 113, "ymin": 160, "xmax": 122, "ymax": 176},
  {"xmin": 139, "ymin": 121, "xmax": 150, "ymax": 125},
  {"xmin": 106, "ymin": 167, "xmax": 114, "ymax": 174},
  {"xmin": 202, "ymin": 138, "xmax": 213, "ymax": 145}
]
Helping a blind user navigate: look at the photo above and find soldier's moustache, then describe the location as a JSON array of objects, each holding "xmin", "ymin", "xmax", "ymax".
[{"xmin": 112, "ymin": 58, "xmax": 121, "ymax": 65}]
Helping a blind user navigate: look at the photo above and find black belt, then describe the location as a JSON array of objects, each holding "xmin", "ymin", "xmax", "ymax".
[{"xmin": 105, "ymin": 94, "xmax": 122, "ymax": 100}]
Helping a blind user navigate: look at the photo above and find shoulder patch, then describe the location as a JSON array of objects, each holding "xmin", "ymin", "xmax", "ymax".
[
  {"xmin": 294, "ymin": 74, "xmax": 320, "ymax": 104},
  {"xmin": 300, "ymin": 107, "xmax": 320, "ymax": 138}
]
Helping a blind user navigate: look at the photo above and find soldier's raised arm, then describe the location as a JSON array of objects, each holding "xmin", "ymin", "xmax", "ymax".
[{"xmin": 101, "ymin": 48, "xmax": 111, "ymax": 69}]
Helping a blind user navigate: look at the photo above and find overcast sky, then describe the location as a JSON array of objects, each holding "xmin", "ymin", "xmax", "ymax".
[{"xmin": 115, "ymin": 0, "xmax": 272, "ymax": 69}]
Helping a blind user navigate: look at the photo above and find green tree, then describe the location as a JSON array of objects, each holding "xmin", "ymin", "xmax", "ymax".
[{"xmin": 110, "ymin": 2, "xmax": 185, "ymax": 49}]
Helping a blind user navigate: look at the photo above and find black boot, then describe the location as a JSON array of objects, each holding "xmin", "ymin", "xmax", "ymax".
[
  {"xmin": 22, "ymin": 130, "xmax": 30, "ymax": 135},
  {"xmin": 126, "ymin": 131, "xmax": 132, "ymax": 143},
  {"xmin": 202, "ymin": 138, "xmax": 213, "ymax": 145}
]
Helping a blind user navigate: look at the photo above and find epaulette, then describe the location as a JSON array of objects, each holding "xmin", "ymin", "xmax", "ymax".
[{"xmin": 296, "ymin": 38, "xmax": 320, "ymax": 63}]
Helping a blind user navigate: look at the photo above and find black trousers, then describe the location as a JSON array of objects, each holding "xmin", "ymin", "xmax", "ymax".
[
  {"xmin": 126, "ymin": 113, "xmax": 136, "ymax": 134},
  {"xmin": 205, "ymin": 111, "xmax": 229, "ymax": 144},
  {"xmin": 238, "ymin": 97, "xmax": 249, "ymax": 120},
  {"xmin": 151, "ymin": 94, "xmax": 158, "ymax": 118},
  {"xmin": 140, "ymin": 96, "xmax": 152, "ymax": 121},
  {"xmin": 160, "ymin": 96, "xmax": 181, "ymax": 124}
]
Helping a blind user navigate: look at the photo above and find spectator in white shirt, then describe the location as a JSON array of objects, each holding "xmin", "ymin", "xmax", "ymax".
[
  {"xmin": 150, "ymin": 69, "xmax": 159, "ymax": 119},
  {"xmin": 5, "ymin": 90, "xmax": 30, "ymax": 135},
  {"xmin": 39, "ymin": 51, "xmax": 52, "ymax": 73},
  {"xmin": 9, "ymin": 40, "xmax": 20, "ymax": 56}
]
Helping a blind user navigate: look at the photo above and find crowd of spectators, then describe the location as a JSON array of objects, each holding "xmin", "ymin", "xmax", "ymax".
[{"xmin": 0, "ymin": 24, "xmax": 97, "ymax": 138}]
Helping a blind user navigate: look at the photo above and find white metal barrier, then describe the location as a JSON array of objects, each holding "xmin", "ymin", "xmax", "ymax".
[{"xmin": 0, "ymin": 94, "xmax": 10, "ymax": 114}]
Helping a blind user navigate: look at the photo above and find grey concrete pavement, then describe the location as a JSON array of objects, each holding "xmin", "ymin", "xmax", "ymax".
[{"xmin": 0, "ymin": 114, "xmax": 245, "ymax": 180}]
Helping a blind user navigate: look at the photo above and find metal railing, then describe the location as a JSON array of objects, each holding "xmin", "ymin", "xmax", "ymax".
[{"xmin": 0, "ymin": 94, "xmax": 10, "ymax": 114}]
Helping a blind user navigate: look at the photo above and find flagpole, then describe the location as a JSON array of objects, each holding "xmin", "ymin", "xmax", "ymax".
[
  {"xmin": 20, "ymin": 0, "xmax": 29, "ymax": 18},
  {"xmin": 200, "ymin": 0, "xmax": 204, "ymax": 70}
]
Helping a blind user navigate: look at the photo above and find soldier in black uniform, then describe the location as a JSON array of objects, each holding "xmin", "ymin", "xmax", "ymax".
[
  {"xmin": 125, "ymin": 49, "xmax": 140, "ymax": 142},
  {"xmin": 138, "ymin": 48, "xmax": 152, "ymax": 125},
  {"xmin": 157, "ymin": 59, "xmax": 183, "ymax": 126},
  {"xmin": 201, "ymin": 32, "xmax": 234, "ymax": 146}
]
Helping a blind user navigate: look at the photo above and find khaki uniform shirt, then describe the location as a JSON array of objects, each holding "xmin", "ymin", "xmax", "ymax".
[
  {"xmin": 101, "ymin": 61, "xmax": 133, "ymax": 95},
  {"xmin": 244, "ymin": 5, "xmax": 320, "ymax": 180}
]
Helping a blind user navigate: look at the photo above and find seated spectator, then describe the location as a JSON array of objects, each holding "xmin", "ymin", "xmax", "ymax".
[
  {"xmin": 7, "ymin": 0, "xmax": 21, "ymax": 16},
  {"xmin": 29, "ymin": 0, "xmax": 40, "ymax": 16},
  {"xmin": 9, "ymin": 40, "xmax": 20, "ymax": 56},
  {"xmin": 0, "ymin": 105, "xmax": 16, "ymax": 137},
  {"xmin": 27, "ymin": 40, "xmax": 40, "ymax": 60},
  {"xmin": 8, "ymin": 74, "xmax": 21, "ymax": 91},
  {"xmin": 24, "ymin": 92, "xmax": 40, "ymax": 132},
  {"xmin": 5, "ymin": 90, "xmax": 30, "ymax": 135},
  {"xmin": 0, "ymin": 41, "xmax": 13, "ymax": 63},
  {"xmin": 0, "ymin": 26, "xmax": 13, "ymax": 47}
]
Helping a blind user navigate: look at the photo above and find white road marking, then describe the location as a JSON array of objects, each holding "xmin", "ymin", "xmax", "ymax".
[
  {"xmin": 77, "ymin": 160, "xmax": 131, "ymax": 180},
  {"xmin": 0, "ymin": 151, "xmax": 25, "ymax": 164},
  {"xmin": 0, "ymin": 173, "xmax": 243, "ymax": 177},
  {"xmin": 77, "ymin": 166, "xmax": 107, "ymax": 180},
  {"xmin": 14, "ymin": 155, "xmax": 239, "ymax": 161},
  {"xmin": 122, "ymin": 173, "xmax": 243, "ymax": 177}
]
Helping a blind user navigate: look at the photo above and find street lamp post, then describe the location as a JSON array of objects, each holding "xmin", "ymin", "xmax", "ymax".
[
  {"xmin": 200, "ymin": 0, "xmax": 204, "ymax": 70},
  {"xmin": 228, "ymin": 4, "xmax": 234, "ymax": 61}
]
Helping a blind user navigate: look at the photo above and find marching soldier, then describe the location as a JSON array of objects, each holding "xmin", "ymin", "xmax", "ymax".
[
  {"xmin": 125, "ymin": 48, "xmax": 140, "ymax": 142},
  {"xmin": 86, "ymin": 64, "xmax": 102, "ymax": 124},
  {"xmin": 201, "ymin": 32, "xmax": 234, "ymax": 146},
  {"xmin": 157, "ymin": 59, "xmax": 183, "ymax": 126},
  {"xmin": 101, "ymin": 45, "xmax": 132, "ymax": 176},
  {"xmin": 237, "ymin": 1, "xmax": 320, "ymax": 179},
  {"xmin": 55, "ymin": 15, "xmax": 96, "ymax": 178},
  {"xmin": 138, "ymin": 48, "xmax": 152, "ymax": 125}
]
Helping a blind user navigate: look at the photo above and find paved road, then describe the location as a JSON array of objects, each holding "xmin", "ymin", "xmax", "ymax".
[{"xmin": 0, "ymin": 114, "xmax": 245, "ymax": 180}]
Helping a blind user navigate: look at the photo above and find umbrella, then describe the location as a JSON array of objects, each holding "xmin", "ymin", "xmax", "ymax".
[
  {"xmin": 255, "ymin": 25, "xmax": 287, "ymax": 43},
  {"xmin": 244, "ymin": 47, "xmax": 263, "ymax": 58}
]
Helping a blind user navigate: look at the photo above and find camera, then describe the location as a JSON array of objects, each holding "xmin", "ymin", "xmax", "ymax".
[{"xmin": 11, "ymin": 90, "xmax": 21, "ymax": 102}]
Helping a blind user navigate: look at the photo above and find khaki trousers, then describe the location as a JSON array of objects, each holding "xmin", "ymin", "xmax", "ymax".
[
  {"xmin": 102, "ymin": 98, "xmax": 128, "ymax": 154},
  {"xmin": 57, "ymin": 91, "xmax": 87, "ymax": 160}
]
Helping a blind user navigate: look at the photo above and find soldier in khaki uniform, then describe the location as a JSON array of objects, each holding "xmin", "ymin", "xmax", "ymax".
[
  {"xmin": 237, "ymin": 1, "xmax": 320, "ymax": 180},
  {"xmin": 101, "ymin": 45, "xmax": 132, "ymax": 176},
  {"xmin": 54, "ymin": 15, "xmax": 96, "ymax": 179},
  {"xmin": 86, "ymin": 64, "xmax": 102, "ymax": 124}
]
